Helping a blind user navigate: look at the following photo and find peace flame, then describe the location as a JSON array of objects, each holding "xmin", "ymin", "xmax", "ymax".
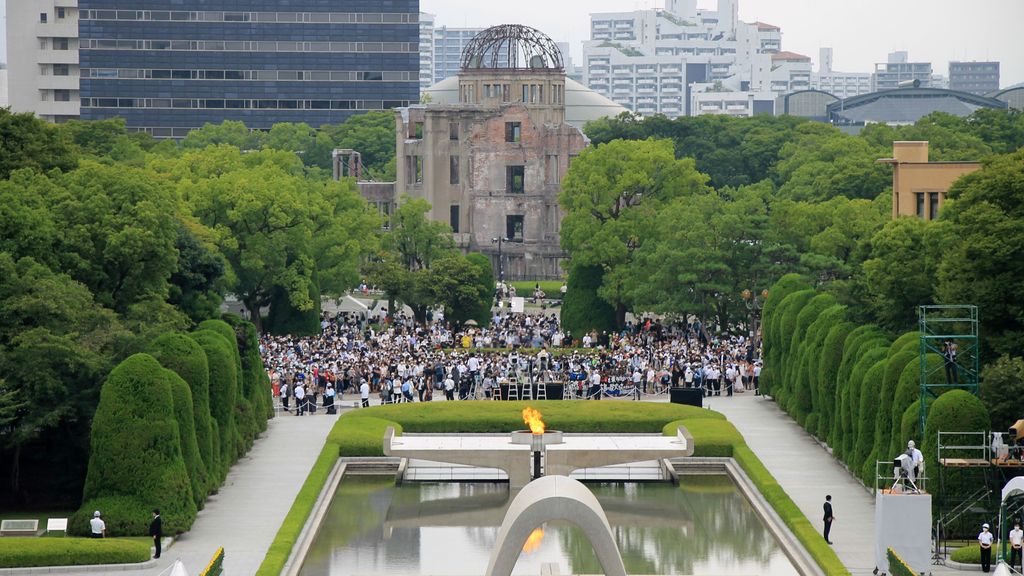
[
  {"xmin": 522, "ymin": 527, "xmax": 545, "ymax": 553},
  {"xmin": 522, "ymin": 407, "xmax": 545, "ymax": 435}
]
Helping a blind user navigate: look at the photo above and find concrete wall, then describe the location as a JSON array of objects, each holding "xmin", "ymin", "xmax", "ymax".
[{"xmin": 885, "ymin": 141, "xmax": 981, "ymax": 219}]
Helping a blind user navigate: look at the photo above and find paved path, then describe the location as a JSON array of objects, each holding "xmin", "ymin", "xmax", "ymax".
[
  {"xmin": 710, "ymin": 393, "xmax": 967, "ymax": 576},
  {"xmin": 59, "ymin": 410, "xmax": 340, "ymax": 576}
]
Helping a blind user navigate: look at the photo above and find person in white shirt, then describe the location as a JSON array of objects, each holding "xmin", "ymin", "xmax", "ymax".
[
  {"xmin": 359, "ymin": 379, "xmax": 370, "ymax": 408},
  {"xmin": 978, "ymin": 523, "xmax": 994, "ymax": 573},
  {"xmin": 443, "ymin": 375, "xmax": 456, "ymax": 401},
  {"xmin": 293, "ymin": 383, "xmax": 306, "ymax": 416},
  {"xmin": 1010, "ymin": 521, "xmax": 1023, "ymax": 572},
  {"xmin": 90, "ymin": 511, "xmax": 106, "ymax": 538},
  {"xmin": 589, "ymin": 370, "xmax": 602, "ymax": 400},
  {"xmin": 907, "ymin": 440, "xmax": 924, "ymax": 480}
]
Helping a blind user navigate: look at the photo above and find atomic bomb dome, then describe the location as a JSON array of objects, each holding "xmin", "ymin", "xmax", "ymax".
[{"xmin": 460, "ymin": 24, "xmax": 564, "ymax": 72}]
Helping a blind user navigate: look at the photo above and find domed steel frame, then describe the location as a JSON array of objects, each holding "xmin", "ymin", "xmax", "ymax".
[{"xmin": 460, "ymin": 24, "xmax": 564, "ymax": 72}]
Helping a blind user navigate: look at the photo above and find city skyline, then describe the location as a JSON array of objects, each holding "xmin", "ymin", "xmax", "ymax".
[{"xmin": 1, "ymin": 0, "xmax": 1020, "ymax": 86}]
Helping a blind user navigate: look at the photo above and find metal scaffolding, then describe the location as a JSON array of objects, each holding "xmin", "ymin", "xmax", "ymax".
[{"xmin": 918, "ymin": 305, "xmax": 980, "ymax": 433}]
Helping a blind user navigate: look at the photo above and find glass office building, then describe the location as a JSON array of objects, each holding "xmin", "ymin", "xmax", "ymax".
[{"xmin": 77, "ymin": 1, "xmax": 419, "ymax": 137}]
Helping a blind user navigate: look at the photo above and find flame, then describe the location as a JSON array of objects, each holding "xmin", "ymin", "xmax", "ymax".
[
  {"xmin": 522, "ymin": 527, "xmax": 545, "ymax": 553},
  {"xmin": 522, "ymin": 407, "xmax": 546, "ymax": 435}
]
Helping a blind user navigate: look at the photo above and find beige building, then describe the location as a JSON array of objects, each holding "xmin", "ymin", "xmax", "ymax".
[
  {"xmin": 394, "ymin": 25, "xmax": 621, "ymax": 280},
  {"xmin": 878, "ymin": 141, "xmax": 981, "ymax": 220}
]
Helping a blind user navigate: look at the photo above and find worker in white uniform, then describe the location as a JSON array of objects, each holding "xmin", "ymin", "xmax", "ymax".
[
  {"xmin": 1010, "ymin": 521, "xmax": 1023, "ymax": 572},
  {"xmin": 907, "ymin": 440, "xmax": 924, "ymax": 481},
  {"xmin": 978, "ymin": 523, "xmax": 994, "ymax": 573}
]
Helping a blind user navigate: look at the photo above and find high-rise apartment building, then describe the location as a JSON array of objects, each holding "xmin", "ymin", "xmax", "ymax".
[
  {"xmin": 418, "ymin": 16, "xmax": 510, "ymax": 91},
  {"xmin": 6, "ymin": 1, "xmax": 420, "ymax": 136},
  {"xmin": 873, "ymin": 51, "xmax": 933, "ymax": 91},
  {"xmin": 811, "ymin": 47, "xmax": 872, "ymax": 99},
  {"xmin": 949, "ymin": 61, "xmax": 1000, "ymax": 95},
  {"xmin": 582, "ymin": 0, "xmax": 808, "ymax": 118}
]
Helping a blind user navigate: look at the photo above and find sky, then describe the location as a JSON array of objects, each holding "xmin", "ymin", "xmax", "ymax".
[{"xmin": 1, "ymin": 0, "xmax": 1020, "ymax": 86}]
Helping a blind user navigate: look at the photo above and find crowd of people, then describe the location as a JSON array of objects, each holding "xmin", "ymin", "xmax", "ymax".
[{"xmin": 260, "ymin": 308, "xmax": 762, "ymax": 414}]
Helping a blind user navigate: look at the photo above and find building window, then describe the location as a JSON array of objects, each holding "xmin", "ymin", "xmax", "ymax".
[
  {"xmin": 54, "ymin": 90, "xmax": 71, "ymax": 102},
  {"xmin": 450, "ymin": 205, "xmax": 460, "ymax": 233},
  {"xmin": 450, "ymin": 156, "xmax": 460, "ymax": 185},
  {"xmin": 57, "ymin": 7, "xmax": 66, "ymax": 19},
  {"xmin": 415, "ymin": 156, "xmax": 423, "ymax": 183},
  {"xmin": 502, "ymin": 84, "xmax": 511, "ymax": 102},
  {"xmin": 505, "ymin": 122, "xmax": 521, "ymax": 143},
  {"xmin": 915, "ymin": 193, "xmax": 925, "ymax": 218},
  {"xmin": 53, "ymin": 64, "xmax": 69, "ymax": 76},
  {"xmin": 413, "ymin": 122, "xmax": 424, "ymax": 139},
  {"xmin": 40, "ymin": 12, "xmax": 48, "ymax": 23},
  {"xmin": 53, "ymin": 38, "xmax": 70, "ymax": 50},
  {"xmin": 449, "ymin": 122, "xmax": 459, "ymax": 140},
  {"xmin": 506, "ymin": 165, "xmax": 525, "ymax": 194},
  {"xmin": 928, "ymin": 192, "xmax": 940, "ymax": 220},
  {"xmin": 506, "ymin": 215, "xmax": 525, "ymax": 242}
]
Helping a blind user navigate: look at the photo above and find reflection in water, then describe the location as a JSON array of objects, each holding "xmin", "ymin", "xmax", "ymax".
[{"xmin": 299, "ymin": 475, "xmax": 798, "ymax": 576}]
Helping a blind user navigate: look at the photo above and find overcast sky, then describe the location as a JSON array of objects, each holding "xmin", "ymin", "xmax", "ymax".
[{"xmin": 2, "ymin": 0, "xmax": 1020, "ymax": 86}]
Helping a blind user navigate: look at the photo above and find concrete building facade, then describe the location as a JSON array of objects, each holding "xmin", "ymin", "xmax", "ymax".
[
  {"xmin": 878, "ymin": 141, "xmax": 980, "ymax": 220},
  {"xmin": 582, "ymin": 0, "xmax": 807, "ymax": 118},
  {"xmin": 396, "ymin": 25, "xmax": 589, "ymax": 281},
  {"xmin": 6, "ymin": 1, "xmax": 419, "ymax": 134},
  {"xmin": 812, "ymin": 48, "xmax": 872, "ymax": 99},
  {"xmin": 948, "ymin": 61, "xmax": 1000, "ymax": 96},
  {"xmin": 0, "ymin": 66, "xmax": 8, "ymax": 109},
  {"xmin": 873, "ymin": 51, "xmax": 933, "ymax": 91},
  {"xmin": 5, "ymin": 0, "xmax": 81, "ymax": 122}
]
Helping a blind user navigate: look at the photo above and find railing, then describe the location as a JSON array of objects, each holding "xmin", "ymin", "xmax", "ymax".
[
  {"xmin": 875, "ymin": 460, "xmax": 928, "ymax": 494},
  {"xmin": 199, "ymin": 547, "xmax": 225, "ymax": 576}
]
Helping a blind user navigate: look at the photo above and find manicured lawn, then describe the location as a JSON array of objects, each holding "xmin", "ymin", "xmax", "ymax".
[
  {"xmin": 257, "ymin": 401, "xmax": 850, "ymax": 576},
  {"xmin": 509, "ymin": 281, "xmax": 564, "ymax": 299},
  {"xmin": 0, "ymin": 538, "xmax": 151, "ymax": 568}
]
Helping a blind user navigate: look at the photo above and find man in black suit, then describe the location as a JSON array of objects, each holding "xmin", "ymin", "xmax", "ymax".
[
  {"xmin": 823, "ymin": 495, "xmax": 835, "ymax": 544},
  {"xmin": 149, "ymin": 509, "xmax": 163, "ymax": 559}
]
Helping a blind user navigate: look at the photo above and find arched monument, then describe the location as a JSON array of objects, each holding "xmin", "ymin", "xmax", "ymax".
[{"xmin": 484, "ymin": 475, "xmax": 627, "ymax": 576}]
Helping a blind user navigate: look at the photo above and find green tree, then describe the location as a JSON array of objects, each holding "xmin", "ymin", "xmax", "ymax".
[
  {"xmin": 465, "ymin": 253, "xmax": 495, "ymax": 327},
  {"xmin": 428, "ymin": 254, "xmax": 492, "ymax": 330},
  {"xmin": 980, "ymin": 355, "xmax": 1024, "ymax": 433},
  {"xmin": 0, "ymin": 254, "xmax": 122, "ymax": 494},
  {"xmin": 167, "ymin": 223, "xmax": 227, "ymax": 324},
  {"xmin": 313, "ymin": 111, "xmax": 397, "ymax": 177},
  {"xmin": 262, "ymin": 122, "xmax": 317, "ymax": 155},
  {"xmin": 936, "ymin": 149, "xmax": 1024, "ymax": 357},
  {"xmin": 0, "ymin": 170, "xmax": 60, "ymax": 268},
  {"xmin": 560, "ymin": 138, "xmax": 710, "ymax": 324},
  {"xmin": 0, "ymin": 108, "xmax": 77, "ymax": 179},
  {"xmin": 774, "ymin": 123, "xmax": 889, "ymax": 202},
  {"xmin": 182, "ymin": 120, "xmax": 261, "ymax": 150},
  {"xmin": 560, "ymin": 264, "xmax": 617, "ymax": 341},
  {"xmin": 860, "ymin": 218, "xmax": 941, "ymax": 331}
]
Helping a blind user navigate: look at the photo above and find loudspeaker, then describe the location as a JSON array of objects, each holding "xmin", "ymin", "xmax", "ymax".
[{"xmin": 670, "ymin": 387, "xmax": 703, "ymax": 408}]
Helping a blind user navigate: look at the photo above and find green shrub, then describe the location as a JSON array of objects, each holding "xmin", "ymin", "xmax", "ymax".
[
  {"xmin": 331, "ymin": 417, "xmax": 404, "ymax": 457},
  {"xmin": 560, "ymin": 264, "xmax": 617, "ymax": 339},
  {"xmin": 802, "ymin": 305, "xmax": 846, "ymax": 430},
  {"xmin": 165, "ymin": 368, "xmax": 207, "ymax": 508},
  {"xmin": 76, "ymin": 354, "xmax": 196, "ymax": 535},
  {"xmin": 190, "ymin": 329, "xmax": 239, "ymax": 478},
  {"xmin": 357, "ymin": 400, "xmax": 721, "ymax": 433},
  {"xmin": 149, "ymin": 332, "xmax": 215, "ymax": 491},
  {"xmin": 69, "ymin": 495, "xmax": 151, "ymax": 537},
  {"xmin": 856, "ymin": 359, "xmax": 889, "ymax": 485},
  {"xmin": 776, "ymin": 290, "xmax": 817, "ymax": 400},
  {"xmin": 923, "ymin": 390, "xmax": 990, "ymax": 480},
  {"xmin": 899, "ymin": 400, "xmax": 922, "ymax": 461},
  {"xmin": 817, "ymin": 322, "xmax": 854, "ymax": 441},
  {"xmin": 888, "ymin": 331, "xmax": 921, "ymax": 357},
  {"xmin": 980, "ymin": 355, "xmax": 1024, "ymax": 433},
  {"xmin": 0, "ymin": 538, "xmax": 151, "ymax": 568},
  {"xmin": 949, "ymin": 543, "xmax": 981, "ymax": 564},
  {"xmin": 874, "ymin": 350, "xmax": 917, "ymax": 469},
  {"xmin": 762, "ymin": 274, "xmax": 812, "ymax": 353},
  {"xmin": 833, "ymin": 326, "xmax": 885, "ymax": 456},
  {"xmin": 668, "ymin": 418, "xmax": 743, "ymax": 457},
  {"xmin": 224, "ymin": 314, "xmax": 275, "ymax": 425},
  {"xmin": 788, "ymin": 295, "xmax": 838, "ymax": 423},
  {"xmin": 889, "ymin": 354, "xmax": 944, "ymax": 458},
  {"xmin": 842, "ymin": 343, "xmax": 889, "ymax": 463}
]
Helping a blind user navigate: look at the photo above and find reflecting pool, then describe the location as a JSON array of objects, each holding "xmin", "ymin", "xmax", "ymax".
[{"xmin": 299, "ymin": 475, "xmax": 798, "ymax": 575}]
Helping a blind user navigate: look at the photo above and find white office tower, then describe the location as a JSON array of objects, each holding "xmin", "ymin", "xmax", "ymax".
[
  {"xmin": 811, "ymin": 47, "xmax": 872, "ymax": 99},
  {"xmin": 419, "ymin": 13, "xmax": 437, "ymax": 92},
  {"xmin": 5, "ymin": 0, "xmax": 81, "ymax": 122},
  {"xmin": 583, "ymin": 0, "xmax": 807, "ymax": 117}
]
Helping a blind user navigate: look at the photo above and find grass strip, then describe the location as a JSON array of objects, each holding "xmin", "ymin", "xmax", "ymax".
[{"xmin": 0, "ymin": 538, "xmax": 151, "ymax": 568}]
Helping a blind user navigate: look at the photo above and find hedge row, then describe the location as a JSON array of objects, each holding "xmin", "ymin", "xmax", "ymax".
[
  {"xmin": 762, "ymin": 274, "xmax": 990, "ymax": 488},
  {"xmin": 0, "ymin": 539, "xmax": 151, "ymax": 568},
  {"xmin": 887, "ymin": 547, "xmax": 916, "ymax": 576},
  {"xmin": 71, "ymin": 315, "xmax": 274, "ymax": 537},
  {"xmin": 257, "ymin": 402, "xmax": 849, "ymax": 576}
]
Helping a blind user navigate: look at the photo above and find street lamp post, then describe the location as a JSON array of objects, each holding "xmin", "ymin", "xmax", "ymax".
[
  {"xmin": 491, "ymin": 236, "xmax": 507, "ymax": 283},
  {"xmin": 742, "ymin": 289, "xmax": 769, "ymax": 358}
]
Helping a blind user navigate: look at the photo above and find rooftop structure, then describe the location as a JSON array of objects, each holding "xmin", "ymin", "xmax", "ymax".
[
  {"xmin": 828, "ymin": 87, "xmax": 1007, "ymax": 126},
  {"xmin": 877, "ymin": 141, "xmax": 981, "ymax": 220}
]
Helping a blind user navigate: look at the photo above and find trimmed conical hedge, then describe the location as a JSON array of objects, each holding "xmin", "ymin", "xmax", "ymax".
[
  {"xmin": 148, "ymin": 332, "xmax": 215, "ymax": 492},
  {"xmin": 73, "ymin": 354, "xmax": 196, "ymax": 536},
  {"xmin": 164, "ymin": 368, "xmax": 205, "ymax": 509},
  {"xmin": 190, "ymin": 329, "xmax": 239, "ymax": 479}
]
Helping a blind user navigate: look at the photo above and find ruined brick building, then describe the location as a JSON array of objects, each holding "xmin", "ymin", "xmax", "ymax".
[{"xmin": 393, "ymin": 25, "xmax": 624, "ymax": 281}]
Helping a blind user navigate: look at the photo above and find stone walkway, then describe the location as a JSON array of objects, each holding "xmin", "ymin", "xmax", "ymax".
[
  {"xmin": 58, "ymin": 409, "xmax": 340, "ymax": 576},
  {"xmin": 710, "ymin": 393, "xmax": 966, "ymax": 576}
]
